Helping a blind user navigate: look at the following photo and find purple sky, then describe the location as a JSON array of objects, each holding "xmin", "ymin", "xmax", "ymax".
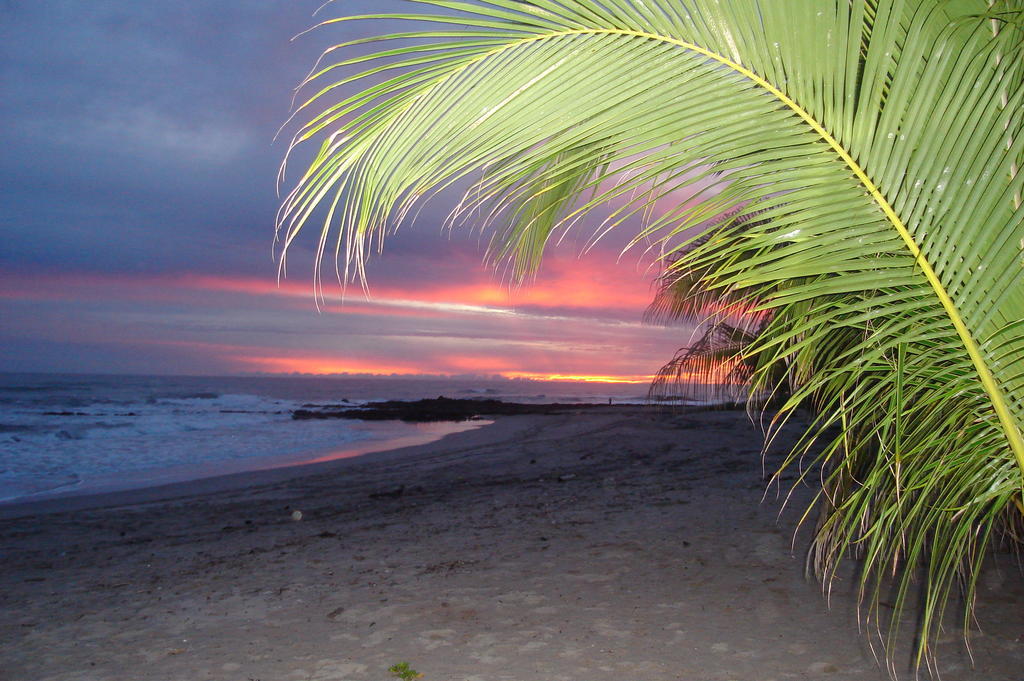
[{"xmin": 0, "ymin": 1, "xmax": 691, "ymax": 381}]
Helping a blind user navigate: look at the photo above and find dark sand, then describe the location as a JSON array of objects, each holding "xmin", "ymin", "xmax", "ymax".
[{"xmin": 1, "ymin": 407, "xmax": 1022, "ymax": 681}]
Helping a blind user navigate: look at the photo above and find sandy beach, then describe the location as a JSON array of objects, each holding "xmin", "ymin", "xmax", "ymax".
[{"xmin": 2, "ymin": 407, "xmax": 1022, "ymax": 681}]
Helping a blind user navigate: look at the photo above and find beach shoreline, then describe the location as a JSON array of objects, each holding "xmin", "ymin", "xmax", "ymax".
[
  {"xmin": 0, "ymin": 372, "xmax": 655, "ymax": 511},
  {"xmin": 0, "ymin": 417, "xmax": 497, "ymax": 519},
  {"xmin": 2, "ymin": 406, "xmax": 1022, "ymax": 680}
]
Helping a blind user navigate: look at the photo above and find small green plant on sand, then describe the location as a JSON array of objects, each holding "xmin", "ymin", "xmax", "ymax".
[{"xmin": 388, "ymin": 662, "xmax": 422, "ymax": 681}]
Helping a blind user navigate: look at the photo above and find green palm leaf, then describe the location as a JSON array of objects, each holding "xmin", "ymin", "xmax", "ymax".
[
  {"xmin": 278, "ymin": 0, "xmax": 1024, "ymax": 669},
  {"xmin": 644, "ymin": 209, "xmax": 774, "ymax": 404}
]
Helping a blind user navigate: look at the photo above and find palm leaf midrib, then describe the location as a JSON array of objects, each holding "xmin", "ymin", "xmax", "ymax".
[{"xmin": 377, "ymin": 21, "xmax": 1023, "ymax": 471}]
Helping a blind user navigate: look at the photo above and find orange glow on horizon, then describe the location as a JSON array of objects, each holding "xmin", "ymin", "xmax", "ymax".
[
  {"xmin": 232, "ymin": 354, "xmax": 654, "ymax": 384},
  {"xmin": 503, "ymin": 372, "xmax": 653, "ymax": 384},
  {"xmin": 234, "ymin": 355, "xmax": 430, "ymax": 376},
  {"xmin": 2, "ymin": 256, "xmax": 685, "ymax": 382}
]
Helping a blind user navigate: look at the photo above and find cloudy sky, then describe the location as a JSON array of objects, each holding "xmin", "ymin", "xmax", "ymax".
[{"xmin": 1, "ymin": 1, "xmax": 692, "ymax": 381}]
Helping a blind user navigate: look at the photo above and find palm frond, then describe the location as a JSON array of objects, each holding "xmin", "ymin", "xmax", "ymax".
[
  {"xmin": 644, "ymin": 209, "xmax": 774, "ymax": 404},
  {"xmin": 278, "ymin": 0, "xmax": 1024, "ymax": 670},
  {"xmin": 647, "ymin": 322, "xmax": 760, "ymax": 405}
]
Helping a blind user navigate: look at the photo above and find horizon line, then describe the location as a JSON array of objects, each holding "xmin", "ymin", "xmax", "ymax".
[{"xmin": 0, "ymin": 368, "xmax": 658, "ymax": 385}]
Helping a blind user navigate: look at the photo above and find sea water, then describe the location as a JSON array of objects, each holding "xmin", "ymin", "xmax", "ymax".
[{"xmin": 0, "ymin": 373, "xmax": 650, "ymax": 504}]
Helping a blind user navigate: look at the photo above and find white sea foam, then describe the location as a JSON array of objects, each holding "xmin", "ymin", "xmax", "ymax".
[{"xmin": 0, "ymin": 389, "xmax": 374, "ymax": 502}]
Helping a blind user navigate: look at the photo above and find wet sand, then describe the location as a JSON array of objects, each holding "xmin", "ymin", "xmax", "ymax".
[{"xmin": 1, "ymin": 407, "xmax": 1022, "ymax": 680}]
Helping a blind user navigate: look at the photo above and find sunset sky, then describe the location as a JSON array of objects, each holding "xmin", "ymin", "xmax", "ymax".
[{"xmin": 1, "ymin": 1, "xmax": 693, "ymax": 382}]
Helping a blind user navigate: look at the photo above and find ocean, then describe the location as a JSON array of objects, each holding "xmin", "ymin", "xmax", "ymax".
[{"xmin": 0, "ymin": 373, "xmax": 652, "ymax": 505}]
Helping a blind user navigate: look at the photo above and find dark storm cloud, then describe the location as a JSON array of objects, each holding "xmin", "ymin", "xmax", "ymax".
[{"xmin": 0, "ymin": 1, "xmax": 462, "ymax": 277}]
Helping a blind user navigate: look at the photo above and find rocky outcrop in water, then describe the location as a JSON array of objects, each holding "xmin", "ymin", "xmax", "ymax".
[{"xmin": 292, "ymin": 396, "xmax": 614, "ymax": 422}]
